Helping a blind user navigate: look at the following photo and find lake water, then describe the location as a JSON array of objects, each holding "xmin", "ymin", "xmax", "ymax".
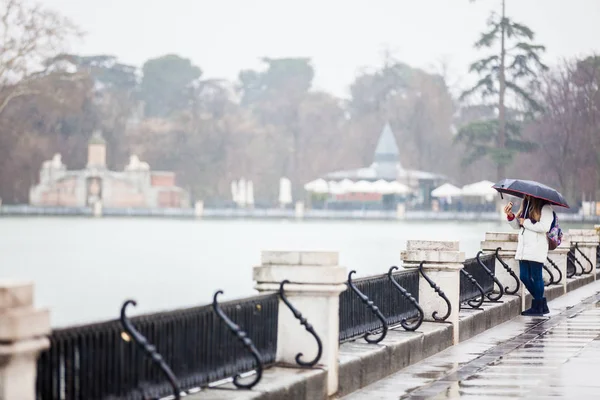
[{"xmin": 0, "ymin": 217, "xmax": 594, "ymax": 328}]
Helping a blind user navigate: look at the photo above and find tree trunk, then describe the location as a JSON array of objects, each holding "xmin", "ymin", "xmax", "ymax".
[{"xmin": 497, "ymin": 0, "xmax": 507, "ymax": 181}]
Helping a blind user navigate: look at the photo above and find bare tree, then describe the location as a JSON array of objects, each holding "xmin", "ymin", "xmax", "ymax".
[
  {"xmin": 533, "ymin": 58, "xmax": 600, "ymax": 203},
  {"xmin": 0, "ymin": 0, "xmax": 87, "ymax": 202},
  {"xmin": 0, "ymin": 0, "xmax": 83, "ymax": 116}
]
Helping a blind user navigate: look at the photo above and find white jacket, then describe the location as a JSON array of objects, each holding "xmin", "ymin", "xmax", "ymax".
[{"xmin": 507, "ymin": 204, "xmax": 554, "ymax": 264}]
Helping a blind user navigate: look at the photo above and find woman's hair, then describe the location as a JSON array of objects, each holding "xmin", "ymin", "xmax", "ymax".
[{"xmin": 517, "ymin": 196, "xmax": 546, "ymax": 222}]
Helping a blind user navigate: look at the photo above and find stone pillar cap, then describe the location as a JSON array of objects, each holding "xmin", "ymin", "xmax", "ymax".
[
  {"xmin": 255, "ymin": 251, "xmax": 346, "ymax": 286},
  {"xmin": 0, "ymin": 281, "xmax": 34, "ymax": 311},
  {"xmin": 570, "ymin": 234, "xmax": 599, "ymax": 244},
  {"xmin": 402, "ymin": 240, "xmax": 464, "ymax": 264},
  {"xmin": 568, "ymin": 229, "xmax": 598, "ymax": 236},
  {"xmin": 261, "ymin": 251, "xmax": 338, "ymax": 266},
  {"xmin": 253, "ymin": 264, "xmax": 347, "ymax": 285},
  {"xmin": 401, "ymin": 250, "xmax": 465, "ymax": 264},
  {"xmin": 402, "ymin": 262, "xmax": 464, "ymax": 271},
  {"xmin": 484, "ymin": 232, "xmax": 519, "ymax": 242},
  {"xmin": 406, "ymin": 240, "xmax": 459, "ymax": 251},
  {"xmin": 480, "ymin": 240, "xmax": 517, "ymax": 252}
]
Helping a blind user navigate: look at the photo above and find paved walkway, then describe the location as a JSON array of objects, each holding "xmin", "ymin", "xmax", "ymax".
[{"xmin": 344, "ymin": 281, "xmax": 600, "ymax": 399}]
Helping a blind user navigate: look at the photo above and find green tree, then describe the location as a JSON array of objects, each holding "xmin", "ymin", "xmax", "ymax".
[
  {"xmin": 44, "ymin": 54, "xmax": 142, "ymax": 167},
  {"xmin": 239, "ymin": 57, "xmax": 314, "ymax": 108},
  {"xmin": 454, "ymin": 119, "xmax": 536, "ymax": 167},
  {"xmin": 139, "ymin": 54, "xmax": 202, "ymax": 117},
  {"xmin": 458, "ymin": 0, "xmax": 547, "ymax": 179},
  {"xmin": 237, "ymin": 58, "xmax": 315, "ymax": 196},
  {"xmin": 47, "ymin": 54, "xmax": 138, "ymax": 91}
]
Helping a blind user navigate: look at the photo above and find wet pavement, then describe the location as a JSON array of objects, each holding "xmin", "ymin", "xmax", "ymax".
[{"xmin": 343, "ymin": 282, "xmax": 600, "ymax": 399}]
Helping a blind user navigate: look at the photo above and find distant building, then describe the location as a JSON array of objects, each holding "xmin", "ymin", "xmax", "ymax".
[
  {"xmin": 29, "ymin": 132, "xmax": 190, "ymax": 208},
  {"xmin": 305, "ymin": 123, "xmax": 446, "ymax": 209}
]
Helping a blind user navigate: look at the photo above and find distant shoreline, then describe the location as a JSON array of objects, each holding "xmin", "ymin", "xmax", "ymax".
[{"xmin": 1, "ymin": 205, "xmax": 598, "ymax": 224}]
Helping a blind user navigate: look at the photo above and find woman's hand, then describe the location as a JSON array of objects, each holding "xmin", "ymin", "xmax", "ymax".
[{"xmin": 503, "ymin": 202, "xmax": 514, "ymax": 218}]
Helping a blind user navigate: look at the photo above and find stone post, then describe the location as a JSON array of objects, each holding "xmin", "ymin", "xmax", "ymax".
[
  {"xmin": 92, "ymin": 201, "xmax": 102, "ymax": 217},
  {"xmin": 294, "ymin": 201, "xmax": 305, "ymax": 219},
  {"xmin": 194, "ymin": 200, "xmax": 204, "ymax": 218},
  {"xmin": 396, "ymin": 203, "xmax": 406, "ymax": 220},
  {"xmin": 401, "ymin": 240, "xmax": 464, "ymax": 344},
  {"xmin": 569, "ymin": 229, "xmax": 599, "ymax": 280},
  {"xmin": 480, "ymin": 232, "xmax": 520, "ymax": 297},
  {"xmin": 253, "ymin": 251, "xmax": 346, "ymax": 396},
  {"xmin": 549, "ymin": 233, "xmax": 570, "ymax": 294},
  {"xmin": 0, "ymin": 281, "xmax": 50, "ymax": 400}
]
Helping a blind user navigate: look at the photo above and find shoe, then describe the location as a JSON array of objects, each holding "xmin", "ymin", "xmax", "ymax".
[
  {"xmin": 541, "ymin": 297, "xmax": 549, "ymax": 314},
  {"xmin": 521, "ymin": 299, "xmax": 544, "ymax": 316}
]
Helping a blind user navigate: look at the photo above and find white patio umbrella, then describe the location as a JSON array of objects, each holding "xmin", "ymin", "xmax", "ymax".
[
  {"xmin": 351, "ymin": 180, "xmax": 376, "ymax": 193},
  {"xmin": 462, "ymin": 180, "xmax": 496, "ymax": 195},
  {"xmin": 237, "ymin": 178, "xmax": 247, "ymax": 207},
  {"xmin": 231, "ymin": 180, "xmax": 238, "ymax": 203},
  {"xmin": 431, "ymin": 183, "xmax": 462, "ymax": 198},
  {"xmin": 337, "ymin": 179, "xmax": 355, "ymax": 193},
  {"xmin": 246, "ymin": 180, "xmax": 254, "ymax": 206},
  {"xmin": 372, "ymin": 179, "xmax": 395, "ymax": 194},
  {"xmin": 279, "ymin": 177, "xmax": 292, "ymax": 205},
  {"xmin": 389, "ymin": 181, "xmax": 412, "ymax": 195},
  {"xmin": 461, "ymin": 180, "xmax": 496, "ymax": 202},
  {"xmin": 304, "ymin": 178, "xmax": 329, "ymax": 193},
  {"xmin": 328, "ymin": 181, "xmax": 346, "ymax": 195}
]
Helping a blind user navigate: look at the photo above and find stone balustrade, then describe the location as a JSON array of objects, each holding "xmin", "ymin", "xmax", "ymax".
[
  {"xmin": 0, "ymin": 281, "xmax": 50, "ymax": 400},
  {"xmin": 253, "ymin": 251, "xmax": 346, "ymax": 396},
  {"xmin": 569, "ymin": 229, "xmax": 599, "ymax": 280},
  {"xmin": 7, "ymin": 229, "xmax": 600, "ymax": 400},
  {"xmin": 401, "ymin": 240, "xmax": 464, "ymax": 344}
]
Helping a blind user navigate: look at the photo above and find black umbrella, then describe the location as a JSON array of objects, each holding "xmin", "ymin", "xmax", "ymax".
[{"xmin": 493, "ymin": 178, "xmax": 569, "ymax": 208}]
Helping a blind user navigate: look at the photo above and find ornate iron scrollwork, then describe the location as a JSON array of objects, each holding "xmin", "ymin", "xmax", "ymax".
[
  {"xmin": 574, "ymin": 243, "xmax": 594, "ymax": 274},
  {"xmin": 418, "ymin": 262, "xmax": 451, "ymax": 321},
  {"xmin": 120, "ymin": 300, "xmax": 182, "ymax": 400},
  {"xmin": 542, "ymin": 263, "xmax": 555, "ymax": 286},
  {"xmin": 568, "ymin": 250, "xmax": 584, "ymax": 277},
  {"xmin": 347, "ymin": 270, "xmax": 388, "ymax": 344},
  {"xmin": 546, "ymin": 257, "xmax": 562, "ymax": 284},
  {"xmin": 278, "ymin": 280, "xmax": 322, "ymax": 367},
  {"xmin": 567, "ymin": 252, "xmax": 576, "ymax": 278},
  {"xmin": 213, "ymin": 290, "xmax": 263, "ymax": 389},
  {"xmin": 494, "ymin": 247, "xmax": 520, "ymax": 294},
  {"xmin": 387, "ymin": 266, "xmax": 424, "ymax": 331},
  {"xmin": 460, "ymin": 269, "xmax": 485, "ymax": 309},
  {"xmin": 476, "ymin": 251, "xmax": 504, "ymax": 302}
]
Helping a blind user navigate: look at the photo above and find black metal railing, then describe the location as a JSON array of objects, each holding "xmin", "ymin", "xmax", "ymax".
[
  {"xmin": 567, "ymin": 247, "xmax": 584, "ymax": 277},
  {"xmin": 574, "ymin": 243, "xmax": 594, "ymax": 274},
  {"xmin": 338, "ymin": 268, "xmax": 420, "ymax": 343},
  {"xmin": 460, "ymin": 253, "xmax": 495, "ymax": 305},
  {"xmin": 36, "ymin": 294, "xmax": 278, "ymax": 400},
  {"xmin": 597, "ymin": 244, "xmax": 600, "ymax": 269},
  {"xmin": 494, "ymin": 248, "xmax": 520, "ymax": 295},
  {"xmin": 546, "ymin": 257, "xmax": 562, "ymax": 284}
]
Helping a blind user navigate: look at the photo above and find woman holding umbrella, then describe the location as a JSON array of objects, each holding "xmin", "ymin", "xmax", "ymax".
[
  {"xmin": 504, "ymin": 197, "xmax": 553, "ymax": 315},
  {"xmin": 495, "ymin": 179, "xmax": 569, "ymax": 317}
]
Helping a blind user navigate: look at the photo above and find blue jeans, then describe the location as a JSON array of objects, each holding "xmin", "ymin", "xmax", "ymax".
[{"xmin": 519, "ymin": 260, "xmax": 545, "ymax": 300}]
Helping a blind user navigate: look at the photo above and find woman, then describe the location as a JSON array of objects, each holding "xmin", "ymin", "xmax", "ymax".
[{"xmin": 503, "ymin": 195, "xmax": 554, "ymax": 316}]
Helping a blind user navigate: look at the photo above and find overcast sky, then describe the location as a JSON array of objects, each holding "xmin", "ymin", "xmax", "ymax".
[{"xmin": 40, "ymin": 0, "xmax": 600, "ymax": 97}]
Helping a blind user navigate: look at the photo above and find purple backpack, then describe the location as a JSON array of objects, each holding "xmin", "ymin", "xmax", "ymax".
[{"xmin": 547, "ymin": 211, "xmax": 562, "ymax": 251}]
